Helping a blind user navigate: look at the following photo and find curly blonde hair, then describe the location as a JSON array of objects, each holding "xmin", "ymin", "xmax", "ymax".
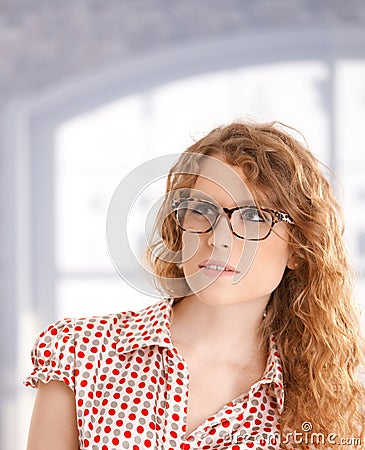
[{"xmin": 145, "ymin": 120, "xmax": 365, "ymax": 448}]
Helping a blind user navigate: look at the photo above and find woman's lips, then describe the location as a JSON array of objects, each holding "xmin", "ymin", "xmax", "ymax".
[{"xmin": 198, "ymin": 260, "xmax": 239, "ymax": 278}]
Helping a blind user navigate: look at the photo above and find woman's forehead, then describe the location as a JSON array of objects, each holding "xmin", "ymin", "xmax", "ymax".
[{"xmin": 191, "ymin": 156, "xmax": 270, "ymax": 206}]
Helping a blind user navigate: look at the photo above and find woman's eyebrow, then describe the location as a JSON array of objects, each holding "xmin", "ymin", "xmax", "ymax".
[{"xmin": 194, "ymin": 197, "xmax": 261, "ymax": 207}]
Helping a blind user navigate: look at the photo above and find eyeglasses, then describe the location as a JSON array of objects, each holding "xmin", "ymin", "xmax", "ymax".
[{"xmin": 171, "ymin": 197, "xmax": 294, "ymax": 241}]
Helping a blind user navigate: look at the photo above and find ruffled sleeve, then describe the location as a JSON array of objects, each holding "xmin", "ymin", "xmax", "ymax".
[{"xmin": 23, "ymin": 317, "xmax": 76, "ymax": 392}]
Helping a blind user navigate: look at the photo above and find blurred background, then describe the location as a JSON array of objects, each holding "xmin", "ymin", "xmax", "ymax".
[{"xmin": 1, "ymin": 1, "xmax": 365, "ymax": 448}]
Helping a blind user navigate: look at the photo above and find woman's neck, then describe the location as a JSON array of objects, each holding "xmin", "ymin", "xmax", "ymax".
[{"xmin": 169, "ymin": 294, "xmax": 268, "ymax": 368}]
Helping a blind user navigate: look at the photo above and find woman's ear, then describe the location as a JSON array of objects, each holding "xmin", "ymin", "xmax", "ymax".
[{"xmin": 287, "ymin": 254, "xmax": 299, "ymax": 270}]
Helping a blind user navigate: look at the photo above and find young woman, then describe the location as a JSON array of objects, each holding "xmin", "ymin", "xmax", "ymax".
[{"xmin": 25, "ymin": 121, "xmax": 365, "ymax": 449}]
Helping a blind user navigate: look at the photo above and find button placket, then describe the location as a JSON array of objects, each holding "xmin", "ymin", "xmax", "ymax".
[{"xmin": 163, "ymin": 350, "xmax": 190, "ymax": 446}]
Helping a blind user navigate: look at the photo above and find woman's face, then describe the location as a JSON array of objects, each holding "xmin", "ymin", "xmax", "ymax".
[{"xmin": 180, "ymin": 155, "xmax": 293, "ymax": 306}]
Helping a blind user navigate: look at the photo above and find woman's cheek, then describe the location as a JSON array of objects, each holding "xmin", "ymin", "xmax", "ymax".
[{"xmin": 181, "ymin": 233, "xmax": 206, "ymax": 273}]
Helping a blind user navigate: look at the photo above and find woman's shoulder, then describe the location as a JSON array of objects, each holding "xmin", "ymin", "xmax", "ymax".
[
  {"xmin": 34, "ymin": 310, "xmax": 126, "ymax": 343},
  {"xmin": 24, "ymin": 299, "xmax": 170, "ymax": 388},
  {"xmin": 23, "ymin": 312, "xmax": 125, "ymax": 390},
  {"xmin": 47, "ymin": 297, "xmax": 169, "ymax": 332},
  {"xmin": 36, "ymin": 300, "xmax": 160, "ymax": 344},
  {"xmin": 70, "ymin": 297, "xmax": 171, "ymax": 340},
  {"xmin": 24, "ymin": 298, "xmax": 173, "ymax": 390}
]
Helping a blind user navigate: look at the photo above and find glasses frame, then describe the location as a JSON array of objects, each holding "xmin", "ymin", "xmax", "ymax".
[{"xmin": 171, "ymin": 197, "xmax": 295, "ymax": 241}]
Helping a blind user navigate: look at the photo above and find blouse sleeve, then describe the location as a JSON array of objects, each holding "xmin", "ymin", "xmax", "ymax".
[{"xmin": 23, "ymin": 317, "xmax": 76, "ymax": 392}]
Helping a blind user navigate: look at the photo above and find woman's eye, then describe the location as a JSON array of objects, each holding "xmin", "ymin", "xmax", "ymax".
[
  {"xmin": 241, "ymin": 207, "xmax": 265, "ymax": 222},
  {"xmin": 191, "ymin": 202, "xmax": 216, "ymax": 216}
]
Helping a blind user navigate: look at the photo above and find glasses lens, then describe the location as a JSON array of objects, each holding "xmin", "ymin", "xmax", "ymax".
[
  {"xmin": 176, "ymin": 199, "xmax": 217, "ymax": 232},
  {"xmin": 231, "ymin": 207, "xmax": 273, "ymax": 240}
]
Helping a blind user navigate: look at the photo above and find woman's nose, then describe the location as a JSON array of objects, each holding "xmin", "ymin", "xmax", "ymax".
[{"xmin": 207, "ymin": 214, "xmax": 233, "ymax": 248}]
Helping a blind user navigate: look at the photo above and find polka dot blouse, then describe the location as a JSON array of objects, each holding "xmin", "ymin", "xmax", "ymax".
[{"xmin": 24, "ymin": 297, "xmax": 285, "ymax": 449}]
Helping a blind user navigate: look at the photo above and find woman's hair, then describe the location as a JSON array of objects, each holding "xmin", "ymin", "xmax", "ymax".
[{"xmin": 145, "ymin": 120, "xmax": 365, "ymax": 447}]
